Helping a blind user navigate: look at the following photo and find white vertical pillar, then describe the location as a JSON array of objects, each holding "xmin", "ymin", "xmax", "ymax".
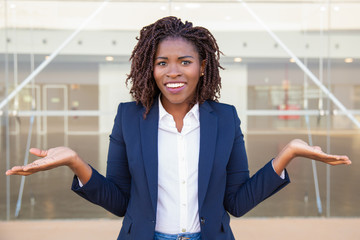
[
  {"xmin": 98, "ymin": 63, "xmax": 132, "ymax": 133},
  {"xmin": 219, "ymin": 64, "xmax": 248, "ymax": 134},
  {"xmin": 98, "ymin": 63, "xmax": 132, "ymax": 173}
]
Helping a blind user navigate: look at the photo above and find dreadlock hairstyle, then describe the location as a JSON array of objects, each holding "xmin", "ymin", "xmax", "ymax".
[{"xmin": 126, "ymin": 16, "xmax": 223, "ymax": 118}]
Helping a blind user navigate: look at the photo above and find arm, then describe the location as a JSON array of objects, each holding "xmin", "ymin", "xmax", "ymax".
[
  {"xmin": 224, "ymin": 107, "xmax": 290, "ymax": 217},
  {"xmin": 71, "ymin": 103, "xmax": 131, "ymax": 216},
  {"xmin": 6, "ymin": 103, "xmax": 131, "ymax": 217},
  {"xmin": 224, "ymin": 107, "xmax": 351, "ymax": 217},
  {"xmin": 6, "ymin": 144, "xmax": 130, "ymax": 217}
]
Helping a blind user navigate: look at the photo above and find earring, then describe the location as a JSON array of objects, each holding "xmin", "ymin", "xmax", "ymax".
[{"xmin": 201, "ymin": 72, "xmax": 204, "ymax": 76}]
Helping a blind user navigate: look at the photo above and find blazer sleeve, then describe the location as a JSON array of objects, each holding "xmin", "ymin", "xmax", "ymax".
[
  {"xmin": 223, "ymin": 106, "xmax": 290, "ymax": 217},
  {"xmin": 71, "ymin": 103, "xmax": 131, "ymax": 217}
]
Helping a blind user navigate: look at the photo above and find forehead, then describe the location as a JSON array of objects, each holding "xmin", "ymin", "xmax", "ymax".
[{"xmin": 155, "ymin": 37, "xmax": 199, "ymax": 56}]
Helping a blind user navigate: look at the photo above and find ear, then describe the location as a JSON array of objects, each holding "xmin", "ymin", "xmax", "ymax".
[{"xmin": 200, "ymin": 59, "xmax": 206, "ymax": 75}]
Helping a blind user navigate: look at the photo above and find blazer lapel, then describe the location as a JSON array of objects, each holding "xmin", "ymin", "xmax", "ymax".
[
  {"xmin": 139, "ymin": 100, "xmax": 159, "ymax": 214},
  {"xmin": 198, "ymin": 101, "xmax": 218, "ymax": 210}
]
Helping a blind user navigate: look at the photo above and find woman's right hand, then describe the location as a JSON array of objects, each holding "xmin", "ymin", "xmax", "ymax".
[{"xmin": 6, "ymin": 147, "xmax": 84, "ymax": 176}]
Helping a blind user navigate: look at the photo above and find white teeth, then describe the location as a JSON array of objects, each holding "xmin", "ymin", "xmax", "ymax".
[{"xmin": 166, "ymin": 83, "xmax": 185, "ymax": 88}]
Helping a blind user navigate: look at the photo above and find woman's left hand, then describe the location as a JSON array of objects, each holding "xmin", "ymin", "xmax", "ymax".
[
  {"xmin": 272, "ymin": 139, "xmax": 351, "ymax": 175},
  {"xmin": 288, "ymin": 139, "xmax": 351, "ymax": 165}
]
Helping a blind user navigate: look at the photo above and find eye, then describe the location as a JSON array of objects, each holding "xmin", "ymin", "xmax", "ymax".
[
  {"xmin": 181, "ymin": 60, "xmax": 191, "ymax": 65},
  {"xmin": 157, "ymin": 61, "xmax": 167, "ymax": 66}
]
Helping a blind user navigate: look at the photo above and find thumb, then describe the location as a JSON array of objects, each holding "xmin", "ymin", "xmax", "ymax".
[{"xmin": 29, "ymin": 148, "xmax": 48, "ymax": 157}]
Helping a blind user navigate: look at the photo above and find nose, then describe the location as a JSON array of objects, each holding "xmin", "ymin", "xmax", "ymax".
[{"xmin": 166, "ymin": 64, "xmax": 181, "ymax": 78}]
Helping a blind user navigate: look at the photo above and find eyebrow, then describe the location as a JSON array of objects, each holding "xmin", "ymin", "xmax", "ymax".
[
  {"xmin": 155, "ymin": 56, "xmax": 195, "ymax": 60},
  {"xmin": 179, "ymin": 56, "xmax": 194, "ymax": 59}
]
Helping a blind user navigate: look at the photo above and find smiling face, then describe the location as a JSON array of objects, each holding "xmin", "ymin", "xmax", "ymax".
[{"xmin": 153, "ymin": 37, "xmax": 205, "ymax": 113}]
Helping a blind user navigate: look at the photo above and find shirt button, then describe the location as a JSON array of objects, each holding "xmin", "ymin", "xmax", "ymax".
[
  {"xmin": 182, "ymin": 228, "xmax": 186, "ymax": 233},
  {"xmin": 200, "ymin": 217, "xmax": 205, "ymax": 225}
]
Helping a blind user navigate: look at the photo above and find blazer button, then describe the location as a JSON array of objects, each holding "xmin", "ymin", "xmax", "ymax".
[{"xmin": 200, "ymin": 217, "xmax": 205, "ymax": 225}]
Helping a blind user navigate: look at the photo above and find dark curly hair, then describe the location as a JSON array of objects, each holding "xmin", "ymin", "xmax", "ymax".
[{"xmin": 126, "ymin": 16, "xmax": 223, "ymax": 117}]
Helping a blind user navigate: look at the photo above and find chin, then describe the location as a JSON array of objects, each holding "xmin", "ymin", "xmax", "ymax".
[{"xmin": 168, "ymin": 99, "xmax": 187, "ymax": 105}]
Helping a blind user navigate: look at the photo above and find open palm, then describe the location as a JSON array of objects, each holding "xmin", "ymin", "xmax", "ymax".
[
  {"xmin": 290, "ymin": 139, "xmax": 351, "ymax": 165},
  {"xmin": 5, "ymin": 147, "xmax": 78, "ymax": 176}
]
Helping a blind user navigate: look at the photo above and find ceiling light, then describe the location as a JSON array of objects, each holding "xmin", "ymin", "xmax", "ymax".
[
  {"xmin": 289, "ymin": 58, "xmax": 296, "ymax": 63},
  {"xmin": 344, "ymin": 58, "xmax": 353, "ymax": 63},
  {"xmin": 333, "ymin": 6, "xmax": 340, "ymax": 12},
  {"xmin": 320, "ymin": 6, "xmax": 326, "ymax": 12},
  {"xmin": 106, "ymin": 56, "xmax": 114, "ymax": 62},
  {"xmin": 160, "ymin": 6, "xmax": 167, "ymax": 11},
  {"xmin": 234, "ymin": 57, "xmax": 242, "ymax": 63},
  {"xmin": 45, "ymin": 56, "xmax": 50, "ymax": 60},
  {"xmin": 185, "ymin": 3, "xmax": 200, "ymax": 9}
]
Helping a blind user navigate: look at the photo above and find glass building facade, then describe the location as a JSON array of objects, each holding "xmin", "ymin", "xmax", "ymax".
[{"xmin": 1, "ymin": 0, "xmax": 359, "ymax": 220}]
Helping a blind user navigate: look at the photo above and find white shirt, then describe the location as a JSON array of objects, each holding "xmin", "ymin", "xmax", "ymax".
[{"xmin": 155, "ymin": 98, "xmax": 201, "ymax": 234}]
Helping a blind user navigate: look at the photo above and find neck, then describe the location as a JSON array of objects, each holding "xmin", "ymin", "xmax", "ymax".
[
  {"xmin": 162, "ymin": 101, "xmax": 192, "ymax": 120},
  {"xmin": 160, "ymin": 97, "xmax": 195, "ymax": 133}
]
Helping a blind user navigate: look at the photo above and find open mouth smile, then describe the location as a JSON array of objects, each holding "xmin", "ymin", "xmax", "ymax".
[
  {"xmin": 165, "ymin": 82, "xmax": 186, "ymax": 94},
  {"xmin": 166, "ymin": 82, "xmax": 185, "ymax": 88}
]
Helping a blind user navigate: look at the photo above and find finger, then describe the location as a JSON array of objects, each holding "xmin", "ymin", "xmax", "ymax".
[
  {"xmin": 10, "ymin": 165, "xmax": 26, "ymax": 171},
  {"xmin": 323, "ymin": 155, "xmax": 351, "ymax": 165},
  {"xmin": 337, "ymin": 155, "xmax": 351, "ymax": 164},
  {"xmin": 23, "ymin": 157, "xmax": 56, "ymax": 171},
  {"xmin": 23, "ymin": 161, "xmax": 45, "ymax": 171},
  {"xmin": 313, "ymin": 146, "xmax": 322, "ymax": 152},
  {"xmin": 331, "ymin": 155, "xmax": 350, "ymax": 162},
  {"xmin": 29, "ymin": 148, "xmax": 48, "ymax": 157},
  {"xmin": 6, "ymin": 166, "xmax": 33, "ymax": 175},
  {"xmin": 327, "ymin": 160, "xmax": 351, "ymax": 166},
  {"xmin": 6, "ymin": 169, "xmax": 34, "ymax": 176},
  {"xmin": 6, "ymin": 158, "xmax": 53, "ymax": 175}
]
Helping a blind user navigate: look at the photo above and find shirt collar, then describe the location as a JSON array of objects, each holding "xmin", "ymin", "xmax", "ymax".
[{"xmin": 158, "ymin": 95, "xmax": 199, "ymax": 122}]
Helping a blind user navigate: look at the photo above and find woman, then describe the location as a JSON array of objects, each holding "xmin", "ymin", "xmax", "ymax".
[{"xmin": 6, "ymin": 16, "xmax": 351, "ymax": 240}]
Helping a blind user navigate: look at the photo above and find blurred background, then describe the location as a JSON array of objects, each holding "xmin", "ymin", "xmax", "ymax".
[{"xmin": 0, "ymin": 0, "xmax": 359, "ymax": 222}]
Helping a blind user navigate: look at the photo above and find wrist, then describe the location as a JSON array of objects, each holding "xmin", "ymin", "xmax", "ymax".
[
  {"xmin": 67, "ymin": 153, "xmax": 84, "ymax": 171},
  {"xmin": 285, "ymin": 141, "xmax": 298, "ymax": 159},
  {"xmin": 273, "ymin": 142, "xmax": 296, "ymax": 174}
]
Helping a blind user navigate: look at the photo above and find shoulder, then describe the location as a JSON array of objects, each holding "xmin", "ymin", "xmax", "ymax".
[
  {"xmin": 112, "ymin": 101, "xmax": 144, "ymax": 124},
  {"xmin": 119, "ymin": 101, "xmax": 139, "ymax": 108},
  {"xmin": 203, "ymin": 100, "xmax": 240, "ymax": 125},
  {"xmin": 117, "ymin": 101, "xmax": 143, "ymax": 114},
  {"xmin": 204, "ymin": 100, "xmax": 236, "ymax": 114}
]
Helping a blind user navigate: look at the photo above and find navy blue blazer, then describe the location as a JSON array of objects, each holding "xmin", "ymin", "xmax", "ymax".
[{"xmin": 72, "ymin": 100, "xmax": 290, "ymax": 240}]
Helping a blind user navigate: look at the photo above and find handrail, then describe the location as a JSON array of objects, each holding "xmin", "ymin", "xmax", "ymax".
[{"xmin": 1, "ymin": 109, "xmax": 359, "ymax": 117}]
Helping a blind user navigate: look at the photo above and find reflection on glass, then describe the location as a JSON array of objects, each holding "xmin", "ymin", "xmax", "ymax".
[{"xmin": 1, "ymin": 0, "xmax": 359, "ymax": 220}]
